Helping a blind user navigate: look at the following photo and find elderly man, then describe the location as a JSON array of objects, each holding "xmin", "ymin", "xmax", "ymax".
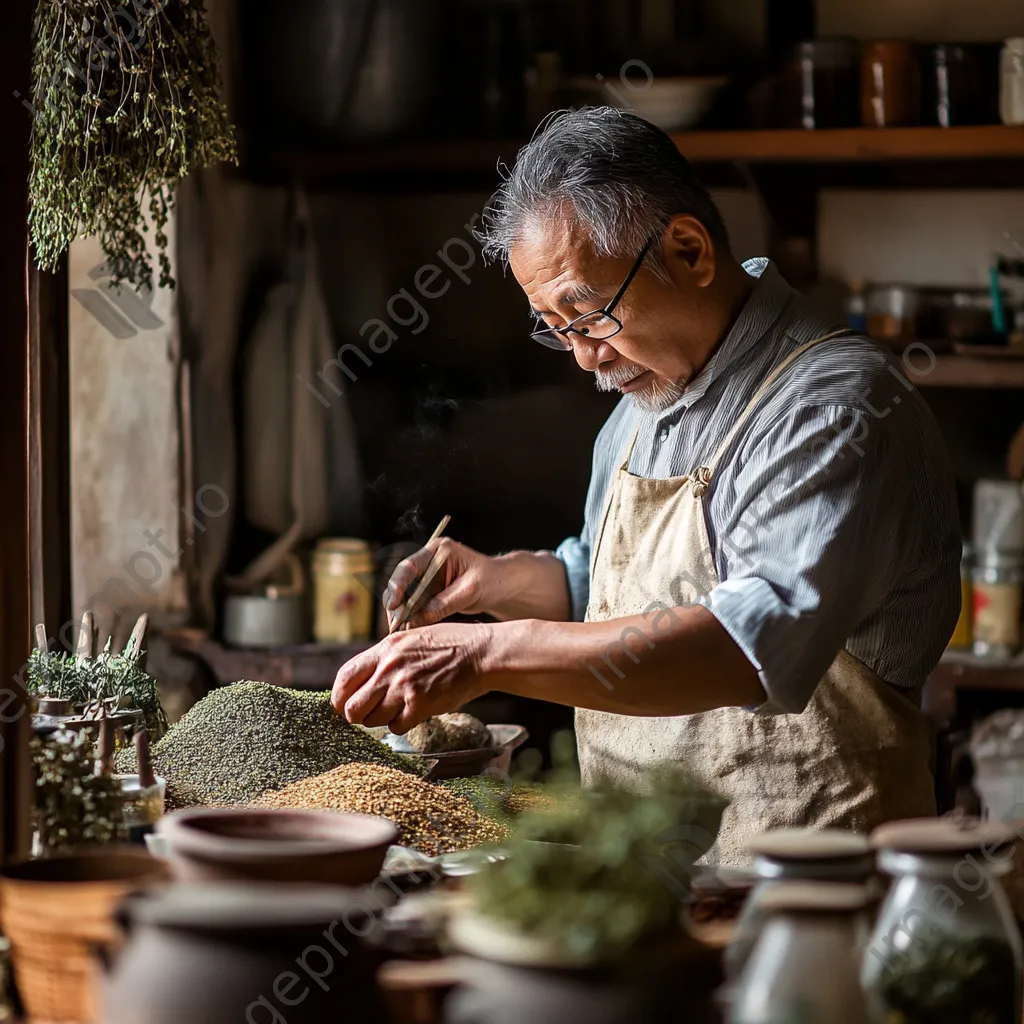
[{"xmin": 332, "ymin": 107, "xmax": 960, "ymax": 863}]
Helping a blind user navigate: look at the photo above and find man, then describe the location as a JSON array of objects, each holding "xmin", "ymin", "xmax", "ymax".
[{"xmin": 332, "ymin": 107, "xmax": 960, "ymax": 864}]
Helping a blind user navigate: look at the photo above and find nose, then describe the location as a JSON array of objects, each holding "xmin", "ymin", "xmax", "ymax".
[{"xmin": 571, "ymin": 336, "xmax": 618, "ymax": 373}]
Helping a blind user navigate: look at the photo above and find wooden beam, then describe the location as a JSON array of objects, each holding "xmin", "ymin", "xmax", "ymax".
[
  {"xmin": 29, "ymin": 258, "xmax": 71, "ymax": 639},
  {"xmin": 0, "ymin": 0, "xmax": 35, "ymax": 863}
]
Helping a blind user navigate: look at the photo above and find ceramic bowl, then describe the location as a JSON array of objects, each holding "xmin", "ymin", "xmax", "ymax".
[{"xmin": 157, "ymin": 807, "xmax": 398, "ymax": 886}]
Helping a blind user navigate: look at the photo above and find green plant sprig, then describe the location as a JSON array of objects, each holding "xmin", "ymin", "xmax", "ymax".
[{"xmin": 29, "ymin": 0, "xmax": 237, "ymax": 289}]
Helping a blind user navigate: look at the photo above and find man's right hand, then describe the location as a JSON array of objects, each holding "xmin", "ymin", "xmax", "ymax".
[{"xmin": 383, "ymin": 540, "xmax": 573, "ymax": 631}]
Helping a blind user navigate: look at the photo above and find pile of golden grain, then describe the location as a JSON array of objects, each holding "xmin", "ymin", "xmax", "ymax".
[{"xmin": 256, "ymin": 763, "xmax": 509, "ymax": 857}]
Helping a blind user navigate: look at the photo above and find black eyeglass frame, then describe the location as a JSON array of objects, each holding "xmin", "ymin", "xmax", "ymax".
[{"xmin": 529, "ymin": 237, "xmax": 657, "ymax": 351}]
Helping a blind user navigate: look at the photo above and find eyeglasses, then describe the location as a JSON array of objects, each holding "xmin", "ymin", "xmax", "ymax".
[{"xmin": 530, "ymin": 237, "xmax": 656, "ymax": 351}]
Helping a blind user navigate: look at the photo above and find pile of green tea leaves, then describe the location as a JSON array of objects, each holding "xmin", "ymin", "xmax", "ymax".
[
  {"xmin": 27, "ymin": 639, "xmax": 168, "ymax": 740},
  {"xmin": 467, "ymin": 768, "xmax": 726, "ymax": 961}
]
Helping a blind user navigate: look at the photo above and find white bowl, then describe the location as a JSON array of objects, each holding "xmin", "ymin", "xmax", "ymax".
[{"xmin": 569, "ymin": 75, "xmax": 727, "ymax": 131}]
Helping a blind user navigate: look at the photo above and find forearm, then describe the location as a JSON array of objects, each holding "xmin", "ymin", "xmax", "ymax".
[
  {"xmin": 479, "ymin": 605, "xmax": 764, "ymax": 715},
  {"xmin": 481, "ymin": 550, "xmax": 574, "ymax": 622}
]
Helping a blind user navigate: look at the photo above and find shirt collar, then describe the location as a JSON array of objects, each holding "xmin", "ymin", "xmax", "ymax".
[{"xmin": 657, "ymin": 258, "xmax": 795, "ymax": 417}]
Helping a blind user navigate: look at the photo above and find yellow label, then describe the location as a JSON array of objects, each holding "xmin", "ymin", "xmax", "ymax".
[
  {"xmin": 973, "ymin": 581, "xmax": 1022, "ymax": 647},
  {"xmin": 313, "ymin": 571, "xmax": 374, "ymax": 643}
]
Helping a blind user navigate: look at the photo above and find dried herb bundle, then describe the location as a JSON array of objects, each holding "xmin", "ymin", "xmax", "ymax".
[
  {"xmin": 29, "ymin": 0, "xmax": 237, "ymax": 287},
  {"xmin": 32, "ymin": 730, "xmax": 125, "ymax": 855},
  {"xmin": 27, "ymin": 639, "xmax": 168, "ymax": 739}
]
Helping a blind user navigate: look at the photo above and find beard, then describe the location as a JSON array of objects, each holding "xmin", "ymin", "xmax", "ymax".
[{"xmin": 595, "ymin": 362, "xmax": 686, "ymax": 413}]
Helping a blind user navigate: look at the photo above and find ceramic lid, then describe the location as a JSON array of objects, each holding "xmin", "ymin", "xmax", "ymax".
[
  {"xmin": 870, "ymin": 817, "xmax": 1017, "ymax": 854},
  {"xmin": 757, "ymin": 882, "xmax": 873, "ymax": 914},
  {"xmin": 126, "ymin": 883, "xmax": 378, "ymax": 932},
  {"xmin": 747, "ymin": 828, "xmax": 871, "ymax": 861}
]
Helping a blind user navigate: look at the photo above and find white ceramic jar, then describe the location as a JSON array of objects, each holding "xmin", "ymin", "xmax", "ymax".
[{"xmin": 1000, "ymin": 38, "xmax": 1024, "ymax": 125}]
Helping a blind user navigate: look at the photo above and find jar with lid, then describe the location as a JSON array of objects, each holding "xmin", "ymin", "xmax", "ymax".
[
  {"xmin": 1000, "ymin": 38, "xmax": 1024, "ymax": 126},
  {"xmin": 730, "ymin": 882, "xmax": 878, "ymax": 1024},
  {"xmin": 311, "ymin": 538, "xmax": 374, "ymax": 643},
  {"xmin": 724, "ymin": 828, "xmax": 877, "ymax": 986},
  {"xmin": 948, "ymin": 541, "xmax": 973, "ymax": 652},
  {"xmin": 972, "ymin": 551, "xmax": 1023, "ymax": 658},
  {"xmin": 862, "ymin": 818, "xmax": 1023, "ymax": 1024}
]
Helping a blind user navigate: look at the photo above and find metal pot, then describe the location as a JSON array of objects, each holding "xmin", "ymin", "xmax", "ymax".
[{"xmin": 223, "ymin": 555, "xmax": 306, "ymax": 648}]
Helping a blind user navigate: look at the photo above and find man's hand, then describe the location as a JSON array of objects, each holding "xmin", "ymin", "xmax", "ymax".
[
  {"xmin": 331, "ymin": 622, "xmax": 494, "ymax": 733},
  {"xmin": 384, "ymin": 539, "xmax": 574, "ymax": 629}
]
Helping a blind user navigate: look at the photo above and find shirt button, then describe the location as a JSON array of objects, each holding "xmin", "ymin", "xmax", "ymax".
[{"xmin": 659, "ymin": 425, "xmax": 670, "ymax": 442}]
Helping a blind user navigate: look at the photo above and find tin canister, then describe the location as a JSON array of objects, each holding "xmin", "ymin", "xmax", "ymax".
[
  {"xmin": 973, "ymin": 550, "xmax": 1023, "ymax": 658},
  {"xmin": 312, "ymin": 539, "xmax": 374, "ymax": 643},
  {"xmin": 948, "ymin": 541, "xmax": 974, "ymax": 651}
]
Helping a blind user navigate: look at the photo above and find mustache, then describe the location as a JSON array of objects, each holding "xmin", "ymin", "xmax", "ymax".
[{"xmin": 595, "ymin": 362, "xmax": 649, "ymax": 392}]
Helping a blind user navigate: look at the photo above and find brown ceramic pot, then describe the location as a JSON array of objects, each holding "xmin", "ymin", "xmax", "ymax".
[{"xmin": 157, "ymin": 807, "xmax": 398, "ymax": 885}]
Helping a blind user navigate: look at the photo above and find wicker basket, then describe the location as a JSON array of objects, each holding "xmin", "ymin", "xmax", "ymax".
[{"xmin": 0, "ymin": 848, "xmax": 168, "ymax": 1022}]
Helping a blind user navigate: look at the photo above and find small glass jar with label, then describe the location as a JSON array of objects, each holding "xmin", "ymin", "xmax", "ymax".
[
  {"xmin": 972, "ymin": 551, "xmax": 1023, "ymax": 658},
  {"xmin": 312, "ymin": 538, "xmax": 375, "ymax": 643}
]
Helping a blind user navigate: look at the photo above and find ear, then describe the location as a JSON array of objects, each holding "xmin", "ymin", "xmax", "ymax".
[{"xmin": 660, "ymin": 215, "xmax": 716, "ymax": 288}]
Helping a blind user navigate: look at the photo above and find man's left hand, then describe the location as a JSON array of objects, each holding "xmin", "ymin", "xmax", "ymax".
[{"xmin": 331, "ymin": 622, "xmax": 494, "ymax": 733}]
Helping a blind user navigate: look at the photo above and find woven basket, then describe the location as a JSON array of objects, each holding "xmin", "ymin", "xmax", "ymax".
[{"xmin": 0, "ymin": 848, "xmax": 168, "ymax": 1022}]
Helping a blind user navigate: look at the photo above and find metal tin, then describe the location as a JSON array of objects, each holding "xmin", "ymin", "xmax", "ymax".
[
  {"xmin": 223, "ymin": 593, "xmax": 305, "ymax": 649},
  {"xmin": 972, "ymin": 553, "xmax": 1023, "ymax": 658}
]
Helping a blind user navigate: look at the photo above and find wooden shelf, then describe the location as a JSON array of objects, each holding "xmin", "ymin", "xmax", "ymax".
[
  {"xmin": 673, "ymin": 125, "xmax": 1024, "ymax": 164},
  {"xmin": 933, "ymin": 650, "xmax": 1024, "ymax": 692},
  {"xmin": 910, "ymin": 355, "xmax": 1024, "ymax": 390},
  {"xmin": 239, "ymin": 125, "xmax": 1024, "ymax": 186}
]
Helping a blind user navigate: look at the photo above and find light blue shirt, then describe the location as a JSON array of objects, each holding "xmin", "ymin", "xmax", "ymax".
[{"xmin": 556, "ymin": 259, "xmax": 961, "ymax": 713}]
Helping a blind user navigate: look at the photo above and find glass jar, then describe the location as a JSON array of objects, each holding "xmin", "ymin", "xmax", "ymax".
[
  {"xmin": 948, "ymin": 541, "xmax": 973, "ymax": 652},
  {"xmin": 731, "ymin": 882, "xmax": 878, "ymax": 1024},
  {"xmin": 922, "ymin": 44, "xmax": 1001, "ymax": 127},
  {"xmin": 863, "ymin": 818, "xmax": 1023, "ymax": 1024},
  {"xmin": 972, "ymin": 552, "xmax": 1023, "ymax": 659},
  {"xmin": 779, "ymin": 38, "xmax": 859, "ymax": 130},
  {"xmin": 867, "ymin": 285, "xmax": 920, "ymax": 342},
  {"xmin": 861, "ymin": 40, "xmax": 919, "ymax": 127},
  {"xmin": 724, "ymin": 828, "xmax": 876, "ymax": 985},
  {"xmin": 312, "ymin": 538, "xmax": 374, "ymax": 643},
  {"xmin": 1000, "ymin": 38, "xmax": 1024, "ymax": 126}
]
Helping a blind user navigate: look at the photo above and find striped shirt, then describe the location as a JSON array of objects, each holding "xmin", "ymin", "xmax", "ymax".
[{"xmin": 556, "ymin": 258, "xmax": 961, "ymax": 714}]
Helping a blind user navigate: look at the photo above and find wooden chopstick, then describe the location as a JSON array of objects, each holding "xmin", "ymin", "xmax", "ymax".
[{"xmin": 390, "ymin": 516, "xmax": 450, "ymax": 634}]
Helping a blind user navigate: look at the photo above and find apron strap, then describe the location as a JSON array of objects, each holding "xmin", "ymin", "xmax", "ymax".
[{"xmin": 700, "ymin": 328, "xmax": 853, "ymax": 479}]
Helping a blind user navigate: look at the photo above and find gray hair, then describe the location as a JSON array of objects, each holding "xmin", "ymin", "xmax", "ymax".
[{"xmin": 476, "ymin": 106, "xmax": 729, "ymax": 280}]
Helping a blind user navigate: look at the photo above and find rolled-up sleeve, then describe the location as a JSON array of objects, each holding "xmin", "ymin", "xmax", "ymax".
[
  {"xmin": 555, "ymin": 535, "xmax": 591, "ymax": 622},
  {"xmin": 700, "ymin": 403, "xmax": 912, "ymax": 714}
]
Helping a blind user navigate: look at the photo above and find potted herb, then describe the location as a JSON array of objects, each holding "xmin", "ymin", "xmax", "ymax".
[{"xmin": 28, "ymin": 0, "xmax": 237, "ymax": 288}]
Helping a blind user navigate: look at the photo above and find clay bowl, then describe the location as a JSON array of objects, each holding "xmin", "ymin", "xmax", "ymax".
[{"xmin": 157, "ymin": 807, "xmax": 398, "ymax": 886}]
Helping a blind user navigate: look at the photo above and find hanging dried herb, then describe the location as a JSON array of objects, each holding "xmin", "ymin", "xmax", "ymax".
[{"xmin": 28, "ymin": 0, "xmax": 237, "ymax": 288}]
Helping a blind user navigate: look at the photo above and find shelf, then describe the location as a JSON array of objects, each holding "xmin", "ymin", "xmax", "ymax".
[
  {"xmin": 673, "ymin": 125, "xmax": 1024, "ymax": 164},
  {"xmin": 240, "ymin": 126, "xmax": 1024, "ymax": 186},
  {"xmin": 933, "ymin": 650, "xmax": 1024, "ymax": 692},
  {"xmin": 910, "ymin": 355, "xmax": 1024, "ymax": 390}
]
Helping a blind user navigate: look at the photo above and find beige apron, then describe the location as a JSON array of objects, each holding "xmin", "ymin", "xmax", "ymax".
[{"xmin": 575, "ymin": 331, "xmax": 936, "ymax": 866}]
